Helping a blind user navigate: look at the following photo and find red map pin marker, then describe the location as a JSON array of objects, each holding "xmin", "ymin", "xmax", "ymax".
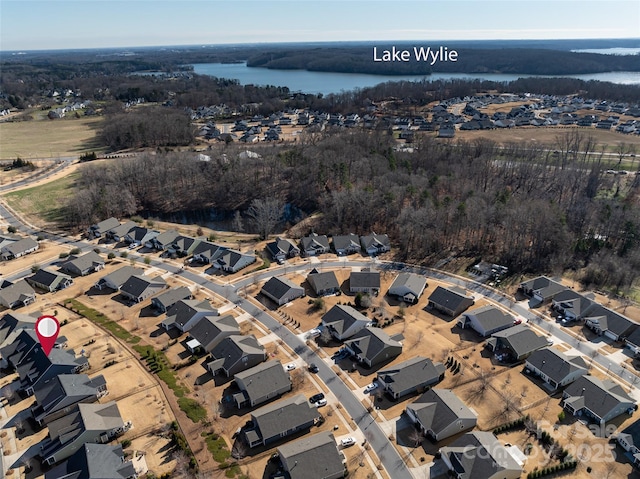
[{"xmin": 36, "ymin": 315, "xmax": 60, "ymax": 357}]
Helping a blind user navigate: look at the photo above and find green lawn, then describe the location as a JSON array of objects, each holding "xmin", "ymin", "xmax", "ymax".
[{"xmin": 3, "ymin": 172, "xmax": 79, "ymax": 223}]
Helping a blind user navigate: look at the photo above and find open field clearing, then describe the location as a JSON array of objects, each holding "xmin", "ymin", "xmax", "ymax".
[{"xmin": 0, "ymin": 117, "xmax": 103, "ymax": 160}]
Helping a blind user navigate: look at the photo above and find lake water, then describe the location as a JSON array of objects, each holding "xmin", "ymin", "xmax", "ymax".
[
  {"xmin": 192, "ymin": 62, "xmax": 640, "ymax": 95},
  {"xmin": 571, "ymin": 47, "xmax": 640, "ymax": 55}
]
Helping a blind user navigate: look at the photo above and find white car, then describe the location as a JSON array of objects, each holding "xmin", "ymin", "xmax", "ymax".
[
  {"xmin": 128, "ymin": 242, "xmax": 140, "ymax": 249},
  {"xmin": 364, "ymin": 382, "xmax": 378, "ymax": 394},
  {"xmin": 314, "ymin": 398, "xmax": 327, "ymax": 407},
  {"xmin": 306, "ymin": 328, "xmax": 322, "ymax": 338},
  {"xmin": 285, "ymin": 363, "xmax": 297, "ymax": 371},
  {"xmin": 340, "ymin": 437, "xmax": 356, "ymax": 447}
]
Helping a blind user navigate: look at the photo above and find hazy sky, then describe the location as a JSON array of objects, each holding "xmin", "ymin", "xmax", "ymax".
[{"xmin": 1, "ymin": 0, "xmax": 639, "ymax": 51}]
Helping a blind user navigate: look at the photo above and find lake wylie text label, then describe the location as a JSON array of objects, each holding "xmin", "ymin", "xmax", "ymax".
[{"xmin": 373, "ymin": 46, "xmax": 458, "ymax": 65}]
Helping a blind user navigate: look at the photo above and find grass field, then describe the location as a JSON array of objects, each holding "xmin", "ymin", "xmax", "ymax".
[
  {"xmin": 0, "ymin": 116, "xmax": 104, "ymax": 160},
  {"xmin": 2, "ymin": 171, "xmax": 79, "ymax": 224}
]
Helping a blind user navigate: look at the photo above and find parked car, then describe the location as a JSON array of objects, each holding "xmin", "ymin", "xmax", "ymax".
[
  {"xmin": 307, "ymin": 328, "xmax": 322, "ymax": 338},
  {"xmin": 314, "ymin": 398, "xmax": 327, "ymax": 407},
  {"xmin": 364, "ymin": 382, "xmax": 378, "ymax": 394},
  {"xmin": 128, "ymin": 242, "xmax": 140, "ymax": 249},
  {"xmin": 308, "ymin": 363, "xmax": 319, "ymax": 373},
  {"xmin": 309, "ymin": 393, "xmax": 325, "ymax": 404},
  {"xmin": 285, "ymin": 363, "xmax": 297, "ymax": 371},
  {"xmin": 340, "ymin": 437, "xmax": 356, "ymax": 447}
]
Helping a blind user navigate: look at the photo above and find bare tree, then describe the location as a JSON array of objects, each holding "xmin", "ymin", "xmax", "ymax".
[
  {"xmin": 231, "ymin": 439, "xmax": 248, "ymax": 460},
  {"xmin": 172, "ymin": 450, "xmax": 192, "ymax": 479},
  {"xmin": 245, "ymin": 197, "xmax": 284, "ymax": 240},
  {"xmin": 408, "ymin": 428, "xmax": 423, "ymax": 449},
  {"xmin": 231, "ymin": 210, "xmax": 244, "ymax": 233}
]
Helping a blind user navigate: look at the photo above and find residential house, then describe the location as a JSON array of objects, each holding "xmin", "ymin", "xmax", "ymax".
[
  {"xmin": 167, "ymin": 235, "xmax": 200, "ymax": 257},
  {"xmin": 245, "ymin": 394, "xmax": 321, "ymax": 448},
  {"xmin": 192, "ymin": 241, "xmax": 226, "ymax": 264},
  {"xmin": 106, "ymin": 221, "xmax": 137, "ymax": 242},
  {"xmin": 87, "ymin": 218, "xmax": 120, "ymax": 239},
  {"xmin": 0, "ymin": 237, "xmax": 39, "ymax": 260},
  {"xmin": 0, "ymin": 329, "xmax": 43, "ymax": 369},
  {"xmin": 18, "ymin": 346, "xmax": 90, "ymax": 396},
  {"xmin": 427, "ymin": 286, "xmax": 475, "ymax": 317},
  {"xmin": 562, "ymin": 375, "xmax": 636, "ymax": 426},
  {"xmin": 40, "ymin": 401, "xmax": 130, "ymax": 465},
  {"xmin": 45, "ymin": 443, "xmax": 137, "ymax": 479},
  {"xmin": 26, "ymin": 269, "xmax": 73, "ymax": 292},
  {"xmin": 119, "ymin": 275, "xmax": 166, "ymax": 303},
  {"xmin": 149, "ymin": 229, "xmax": 180, "ymax": 250},
  {"xmin": 344, "ymin": 327, "xmax": 402, "ymax": 368},
  {"xmin": 124, "ymin": 226, "xmax": 159, "ymax": 246},
  {"xmin": 0, "ymin": 312, "xmax": 37, "ymax": 350},
  {"xmin": 161, "ymin": 299, "xmax": 218, "ymax": 332},
  {"xmin": 626, "ymin": 328, "xmax": 640, "ymax": 356},
  {"xmin": 266, "ymin": 237, "xmax": 300, "ymax": 262},
  {"xmin": 300, "ymin": 234, "xmax": 330, "ymax": 257},
  {"xmin": 277, "ymin": 432, "xmax": 345, "ymax": 479},
  {"xmin": 519, "ymin": 276, "xmax": 567, "ymax": 303},
  {"xmin": 261, "ymin": 276, "xmax": 305, "ymax": 306},
  {"xmin": 94, "ymin": 266, "xmax": 144, "ymax": 291},
  {"xmin": 615, "ymin": 420, "xmax": 640, "ymax": 467},
  {"xmin": 439, "ymin": 431, "xmax": 523, "ymax": 479},
  {"xmin": 188, "ymin": 314, "xmax": 239, "ymax": 353},
  {"xmin": 486, "ymin": 324, "xmax": 549, "ymax": 362},
  {"xmin": 458, "ymin": 305, "xmax": 514, "ymax": 337},
  {"xmin": 321, "ymin": 304, "xmax": 372, "ymax": 341},
  {"xmin": 307, "ymin": 269, "xmax": 340, "ymax": 296},
  {"xmin": 524, "ymin": 347, "xmax": 588, "ymax": 391},
  {"xmin": 206, "ymin": 335, "xmax": 266, "ymax": 377},
  {"xmin": 59, "ymin": 251, "xmax": 105, "ymax": 276},
  {"xmin": 332, "ymin": 234, "xmax": 361, "ymax": 256},
  {"xmin": 233, "ymin": 360, "xmax": 292, "ymax": 408},
  {"xmin": 583, "ymin": 304, "xmax": 638, "ymax": 341},
  {"xmin": 387, "ymin": 273, "xmax": 427, "ymax": 304},
  {"xmin": 215, "ymin": 249, "xmax": 256, "ymax": 273},
  {"xmin": 31, "ymin": 373, "xmax": 108, "ymax": 425},
  {"xmin": 551, "ymin": 289, "xmax": 594, "ymax": 321},
  {"xmin": 349, "ymin": 268, "xmax": 380, "ymax": 295},
  {"xmin": 151, "ymin": 286, "xmax": 192, "ymax": 313},
  {"xmin": 377, "ymin": 356, "xmax": 446, "ymax": 400},
  {"xmin": 0, "ymin": 279, "xmax": 36, "ymax": 309},
  {"xmin": 406, "ymin": 388, "xmax": 477, "ymax": 441},
  {"xmin": 360, "ymin": 233, "xmax": 390, "ymax": 255}
]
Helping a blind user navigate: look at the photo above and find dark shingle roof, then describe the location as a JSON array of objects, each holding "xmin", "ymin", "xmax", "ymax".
[
  {"xmin": 278, "ymin": 432, "xmax": 343, "ymax": 479},
  {"xmin": 520, "ymin": 276, "xmax": 567, "ymax": 300},
  {"xmin": 307, "ymin": 271, "xmax": 340, "ymax": 294},
  {"xmin": 166, "ymin": 299, "xmax": 215, "ymax": 328},
  {"xmin": 60, "ymin": 251, "xmax": 104, "ymax": 275},
  {"xmin": 153, "ymin": 286, "xmax": 192, "ymax": 309},
  {"xmin": 120, "ymin": 275, "xmax": 165, "ymax": 298},
  {"xmin": 29, "ymin": 268, "xmax": 71, "ymax": 288},
  {"xmin": 261, "ymin": 276, "xmax": 303, "ymax": 302},
  {"xmin": 464, "ymin": 305, "xmax": 513, "ymax": 332},
  {"xmin": 321, "ymin": 304, "xmax": 369, "ymax": 337},
  {"xmin": 0, "ymin": 280, "xmax": 36, "ymax": 308},
  {"xmin": 552, "ymin": 289, "xmax": 594, "ymax": 317},
  {"xmin": 343, "ymin": 327, "xmax": 402, "ymax": 364},
  {"xmin": 564, "ymin": 375, "xmax": 635, "ymax": 420},
  {"xmin": 428, "ymin": 285, "xmax": 474, "ymax": 312},
  {"xmin": 583, "ymin": 303, "xmax": 638, "ymax": 338},
  {"xmin": 350, "ymin": 269, "xmax": 380, "ymax": 289},
  {"xmin": 377, "ymin": 356, "xmax": 445, "ymax": 394},
  {"xmin": 491, "ymin": 324, "xmax": 548, "ymax": 358},
  {"xmin": 189, "ymin": 314, "xmax": 239, "ymax": 346},
  {"xmin": 252, "ymin": 394, "xmax": 319, "ymax": 442},
  {"xmin": 97, "ymin": 266, "xmax": 143, "ymax": 289},
  {"xmin": 234, "ymin": 360, "xmax": 291, "ymax": 403},
  {"xmin": 45, "ymin": 443, "xmax": 135, "ymax": 479},
  {"xmin": 526, "ymin": 347, "xmax": 587, "ymax": 385},
  {"xmin": 407, "ymin": 388, "xmax": 476, "ymax": 437}
]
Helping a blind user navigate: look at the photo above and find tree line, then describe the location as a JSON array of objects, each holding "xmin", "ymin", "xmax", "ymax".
[{"xmin": 65, "ymin": 129, "xmax": 640, "ymax": 294}]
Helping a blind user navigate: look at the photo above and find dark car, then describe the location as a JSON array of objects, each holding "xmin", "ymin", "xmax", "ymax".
[
  {"xmin": 308, "ymin": 363, "xmax": 319, "ymax": 373},
  {"xmin": 309, "ymin": 393, "xmax": 325, "ymax": 404}
]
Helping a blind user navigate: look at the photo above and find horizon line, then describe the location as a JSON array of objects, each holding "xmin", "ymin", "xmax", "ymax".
[{"xmin": 2, "ymin": 37, "xmax": 640, "ymax": 54}]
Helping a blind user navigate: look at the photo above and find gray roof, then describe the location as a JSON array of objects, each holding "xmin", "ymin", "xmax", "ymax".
[
  {"xmin": 234, "ymin": 360, "xmax": 291, "ymax": 403},
  {"xmin": 343, "ymin": 327, "xmax": 402, "ymax": 364},
  {"xmin": 0, "ymin": 279, "xmax": 36, "ymax": 307},
  {"xmin": 261, "ymin": 276, "xmax": 303, "ymax": 301},
  {"xmin": 45, "ymin": 443, "xmax": 135, "ymax": 479},
  {"xmin": 321, "ymin": 304, "xmax": 369, "ymax": 337},
  {"xmin": 170, "ymin": 235, "xmax": 200, "ymax": 253},
  {"xmin": 209, "ymin": 335, "xmax": 265, "ymax": 371},
  {"xmin": 47, "ymin": 401, "xmax": 124, "ymax": 444},
  {"xmin": 90, "ymin": 218, "xmax": 120, "ymax": 234},
  {"xmin": 428, "ymin": 286, "xmax": 474, "ymax": 313},
  {"xmin": 407, "ymin": 388, "xmax": 476, "ymax": 436},
  {"xmin": 266, "ymin": 237, "xmax": 300, "ymax": 258},
  {"xmin": 108, "ymin": 221, "xmax": 136, "ymax": 239},
  {"xmin": 252, "ymin": 394, "xmax": 319, "ymax": 442},
  {"xmin": 2, "ymin": 237, "xmax": 38, "ymax": 256},
  {"xmin": 97, "ymin": 266, "xmax": 144, "ymax": 289},
  {"xmin": 552, "ymin": 289, "xmax": 594, "ymax": 317},
  {"xmin": 388, "ymin": 272, "xmax": 427, "ymax": 298},
  {"xmin": 153, "ymin": 286, "xmax": 192, "ymax": 309},
  {"xmin": 526, "ymin": 347, "xmax": 587, "ymax": 384},
  {"xmin": 583, "ymin": 303, "xmax": 638, "ymax": 338},
  {"xmin": 189, "ymin": 314, "xmax": 239, "ymax": 347},
  {"xmin": 216, "ymin": 249, "xmax": 254, "ymax": 270},
  {"xmin": 125, "ymin": 226, "xmax": 159, "ymax": 243},
  {"xmin": 307, "ymin": 270, "xmax": 340, "ymax": 294},
  {"xmin": 464, "ymin": 305, "xmax": 514, "ymax": 332},
  {"xmin": 166, "ymin": 299, "xmax": 215, "ymax": 328},
  {"xmin": 360, "ymin": 233, "xmax": 390, "ymax": 250},
  {"xmin": 153, "ymin": 229, "xmax": 180, "ymax": 247},
  {"xmin": 33, "ymin": 374, "xmax": 106, "ymax": 418},
  {"xmin": 0, "ymin": 312, "xmax": 37, "ymax": 347},
  {"xmin": 491, "ymin": 324, "xmax": 548, "ymax": 358},
  {"xmin": 301, "ymin": 234, "xmax": 330, "ymax": 252},
  {"xmin": 60, "ymin": 251, "xmax": 104, "ymax": 275},
  {"xmin": 17, "ymin": 347, "xmax": 89, "ymax": 387},
  {"xmin": 28, "ymin": 268, "xmax": 72, "ymax": 288},
  {"xmin": 564, "ymin": 375, "xmax": 635, "ymax": 420},
  {"xmin": 377, "ymin": 356, "xmax": 446, "ymax": 394},
  {"xmin": 520, "ymin": 276, "xmax": 567, "ymax": 300},
  {"xmin": 350, "ymin": 269, "xmax": 380, "ymax": 289},
  {"xmin": 278, "ymin": 432, "xmax": 343, "ymax": 479},
  {"xmin": 120, "ymin": 274, "xmax": 166, "ymax": 298},
  {"xmin": 440, "ymin": 431, "xmax": 522, "ymax": 479},
  {"xmin": 332, "ymin": 234, "xmax": 360, "ymax": 252},
  {"xmin": 192, "ymin": 241, "xmax": 226, "ymax": 261}
]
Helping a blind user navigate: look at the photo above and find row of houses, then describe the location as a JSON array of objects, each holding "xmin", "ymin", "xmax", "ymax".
[
  {"xmin": 0, "ymin": 313, "xmax": 136, "ymax": 473},
  {"xmin": 267, "ymin": 232, "xmax": 390, "ymax": 262}
]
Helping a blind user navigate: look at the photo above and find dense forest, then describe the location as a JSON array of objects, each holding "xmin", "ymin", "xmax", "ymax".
[
  {"xmin": 66, "ymin": 130, "xmax": 640, "ymax": 293},
  {"xmin": 246, "ymin": 46, "xmax": 640, "ymax": 76}
]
